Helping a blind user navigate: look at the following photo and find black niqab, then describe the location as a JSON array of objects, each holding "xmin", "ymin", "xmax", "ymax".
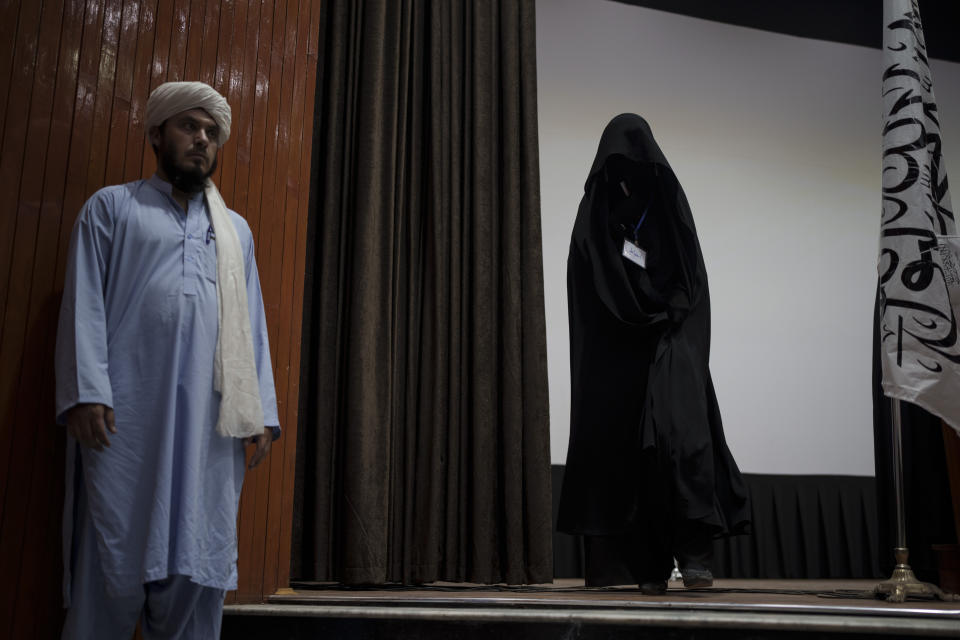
[{"xmin": 557, "ymin": 114, "xmax": 750, "ymax": 539}]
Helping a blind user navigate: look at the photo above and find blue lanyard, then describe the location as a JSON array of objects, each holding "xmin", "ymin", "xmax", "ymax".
[{"xmin": 631, "ymin": 206, "xmax": 649, "ymax": 243}]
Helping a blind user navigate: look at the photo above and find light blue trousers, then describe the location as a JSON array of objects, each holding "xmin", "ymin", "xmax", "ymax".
[{"xmin": 61, "ymin": 478, "xmax": 225, "ymax": 640}]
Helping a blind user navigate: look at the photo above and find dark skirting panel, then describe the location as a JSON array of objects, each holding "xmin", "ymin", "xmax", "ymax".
[{"xmin": 552, "ymin": 466, "xmax": 882, "ymax": 579}]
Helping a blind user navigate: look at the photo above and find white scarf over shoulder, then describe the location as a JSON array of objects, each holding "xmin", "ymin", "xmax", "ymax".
[{"xmin": 146, "ymin": 82, "xmax": 264, "ymax": 439}]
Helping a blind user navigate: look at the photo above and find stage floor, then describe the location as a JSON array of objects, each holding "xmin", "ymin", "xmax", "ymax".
[{"xmin": 223, "ymin": 579, "xmax": 960, "ymax": 638}]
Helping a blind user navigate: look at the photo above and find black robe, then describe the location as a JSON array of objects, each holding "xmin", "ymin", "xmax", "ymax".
[{"xmin": 557, "ymin": 114, "xmax": 750, "ymax": 541}]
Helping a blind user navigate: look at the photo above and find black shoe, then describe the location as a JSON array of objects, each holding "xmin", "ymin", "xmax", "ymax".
[
  {"xmin": 639, "ymin": 580, "xmax": 667, "ymax": 595},
  {"xmin": 680, "ymin": 568, "xmax": 713, "ymax": 588}
]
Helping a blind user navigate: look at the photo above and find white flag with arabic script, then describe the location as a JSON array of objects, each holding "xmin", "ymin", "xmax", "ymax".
[{"xmin": 879, "ymin": 0, "xmax": 960, "ymax": 433}]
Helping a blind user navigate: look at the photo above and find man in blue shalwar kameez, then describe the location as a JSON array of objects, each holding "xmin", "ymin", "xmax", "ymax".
[{"xmin": 55, "ymin": 82, "xmax": 280, "ymax": 639}]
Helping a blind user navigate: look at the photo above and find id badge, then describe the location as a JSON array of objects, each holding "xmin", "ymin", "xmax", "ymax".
[{"xmin": 622, "ymin": 239, "xmax": 647, "ymax": 268}]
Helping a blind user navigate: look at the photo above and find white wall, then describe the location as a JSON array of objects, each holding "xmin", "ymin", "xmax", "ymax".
[{"xmin": 537, "ymin": 0, "xmax": 960, "ymax": 475}]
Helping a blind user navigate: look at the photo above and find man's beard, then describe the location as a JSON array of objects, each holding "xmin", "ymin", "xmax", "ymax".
[{"xmin": 160, "ymin": 147, "xmax": 217, "ymax": 194}]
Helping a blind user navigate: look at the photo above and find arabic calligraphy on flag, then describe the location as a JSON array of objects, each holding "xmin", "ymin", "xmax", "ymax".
[{"xmin": 879, "ymin": 0, "xmax": 960, "ymax": 432}]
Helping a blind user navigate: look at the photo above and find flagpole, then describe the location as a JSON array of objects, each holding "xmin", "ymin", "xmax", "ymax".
[
  {"xmin": 891, "ymin": 399, "xmax": 907, "ymax": 550},
  {"xmin": 873, "ymin": 398, "xmax": 957, "ymax": 602}
]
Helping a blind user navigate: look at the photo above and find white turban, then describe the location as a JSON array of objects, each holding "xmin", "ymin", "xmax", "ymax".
[
  {"xmin": 146, "ymin": 81, "xmax": 263, "ymax": 440},
  {"xmin": 146, "ymin": 81, "xmax": 232, "ymax": 145}
]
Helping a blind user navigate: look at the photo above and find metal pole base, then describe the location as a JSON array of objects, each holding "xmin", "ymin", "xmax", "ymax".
[{"xmin": 873, "ymin": 548, "xmax": 960, "ymax": 602}]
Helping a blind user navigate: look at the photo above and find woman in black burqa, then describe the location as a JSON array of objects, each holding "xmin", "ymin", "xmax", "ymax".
[{"xmin": 557, "ymin": 114, "xmax": 750, "ymax": 593}]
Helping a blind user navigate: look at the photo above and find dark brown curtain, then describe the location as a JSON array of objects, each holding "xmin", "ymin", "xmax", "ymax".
[{"xmin": 294, "ymin": 0, "xmax": 553, "ymax": 585}]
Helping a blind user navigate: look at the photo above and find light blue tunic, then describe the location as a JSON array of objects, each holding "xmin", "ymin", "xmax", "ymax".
[{"xmin": 55, "ymin": 175, "xmax": 280, "ymax": 601}]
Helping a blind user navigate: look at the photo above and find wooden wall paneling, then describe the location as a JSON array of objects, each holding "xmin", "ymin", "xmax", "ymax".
[
  {"xmin": 82, "ymin": 0, "xmax": 123, "ymax": 198},
  {"xmin": 167, "ymin": 0, "xmax": 190, "ymax": 80},
  {"xmin": 217, "ymin": 0, "xmax": 248, "ymax": 208},
  {"xmin": 230, "ymin": 0, "xmax": 253, "ymax": 201},
  {"xmin": 249, "ymin": 0, "xmax": 288, "ymax": 598},
  {"xmin": 10, "ymin": 329, "xmax": 63, "ymax": 638},
  {"xmin": 133, "ymin": 0, "xmax": 161, "ymax": 180},
  {"xmin": 4, "ymin": 0, "xmax": 65, "ymax": 526},
  {"xmin": 0, "ymin": 1, "xmax": 321, "ymax": 633},
  {"xmin": 43, "ymin": 0, "xmax": 86, "ymax": 295},
  {"xmin": 0, "ymin": 0, "xmax": 42, "ymax": 349},
  {"xmin": 11, "ymin": 204, "xmax": 68, "ymax": 636},
  {"xmin": 124, "ymin": 0, "xmax": 158, "ymax": 183},
  {"xmin": 59, "ymin": 0, "xmax": 105, "ymax": 240},
  {"xmin": 222, "ymin": 21, "xmax": 262, "ymax": 598},
  {"xmin": 0, "ymin": 0, "xmax": 39, "ymax": 474},
  {"xmin": 226, "ymin": 0, "xmax": 248, "ymax": 118},
  {"xmin": 0, "ymin": 6, "xmax": 46, "ymax": 634},
  {"xmin": 230, "ymin": 5, "xmax": 261, "ymax": 601},
  {"xmin": 41, "ymin": 1, "xmax": 131, "ymax": 630},
  {"xmin": 48, "ymin": 1, "xmax": 91, "ymax": 366},
  {"xmin": 29, "ymin": 4, "xmax": 89, "ymax": 630},
  {"xmin": 263, "ymin": 0, "xmax": 302, "ymax": 576},
  {"xmin": 275, "ymin": 0, "xmax": 321, "ymax": 591},
  {"xmin": 257, "ymin": 0, "xmax": 302, "ymax": 590},
  {"xmin": 136, "ymin": 0, "xmax": 172, "ymax": 176},
  {"xmin": 228, "ymin": 3, "xmax": 274, "ymax": 602},
  {"xmin": 213, "ymin": 0, "xmax": 234, "ymax": 92},
  {"xmin": 34, "ymin": 0, "xmax": 84, "ymax": 423},
  {"xmin": 229, "ymin": 0, "xmax": 264, "ymax": 233},
  {"xmin": 216, "ymin": 0, "xmax": 239, "ymax": 205},
  {"xmin": 233, "ymin": 0, "xmax": 284, "ymax": 603},
  {"xmin": 281, "ymin": 0, "xmax": 322, "ymax": 589},
  {"xmin": 103, "ymin": 0, "xmax": 141, "ymax": 188},
  {"xmin": 243, "ymin": 0, "xmax": 275, "ymax": 244},
  {"xmin": 260, "ymin": 0, "xmax": 287, "ymax": 343},
  {"xmin": 13, "ymin": 8, "xmax": 85, "ymax": 633},
  {"xmin": 151, "ymin": 0, "xmax": 174, "ymax": 85},
  {"xmin": 228, "ymin": 0, "xmax": 260, "ymax": 605},
  {"xmin": 206, "ymin": 0, "xmax": 230, "ymax": 195},
  {"xmin": 266, "ymin": 0, "xmax": 296, "ymax": 401},
  {"xmin": 54, "ymin": 0, "xmax": 105, "ymax": 321},
  {"xmin": 39, "ymin": 34, "xmax": 113, "ymax": 637},
  {"xmin": 182, "ymin": 0, "xmax": 207, "ymax": 81},
  {"xmin": 267, "ymin": 0, "xmax": 306, "ymax": 592},
  {"xmin": 277, "ymin": 0, "xmax": 314, "ymax": 593},
  {"xmin": 197, "ymin": 0, "xmax": 220, "ymax": 87},
  {"xmin": 0, "ymin": 1, "xmax": 55, "ymax": 634},
  {"xmin": 227, "ymin": 0, "xmax": 288, "ymax": 601},
  {"xmin": 0, "ymin": 0, "xmax": 23, "ymax": 138}
]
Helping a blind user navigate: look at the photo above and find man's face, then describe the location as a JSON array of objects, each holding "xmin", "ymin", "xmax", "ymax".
[{"xmin": 150, "ymin": 108, "xmax": 220, "ymax": 194}]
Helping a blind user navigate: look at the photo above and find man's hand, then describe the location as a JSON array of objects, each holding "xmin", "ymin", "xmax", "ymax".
[
  {"xmin": 244, "ymin": 428, "xmax": 272, "ymax": 470},
  {"xmin": 66, "ymin": 403, "xmax": 116, "ymax": 451}
]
